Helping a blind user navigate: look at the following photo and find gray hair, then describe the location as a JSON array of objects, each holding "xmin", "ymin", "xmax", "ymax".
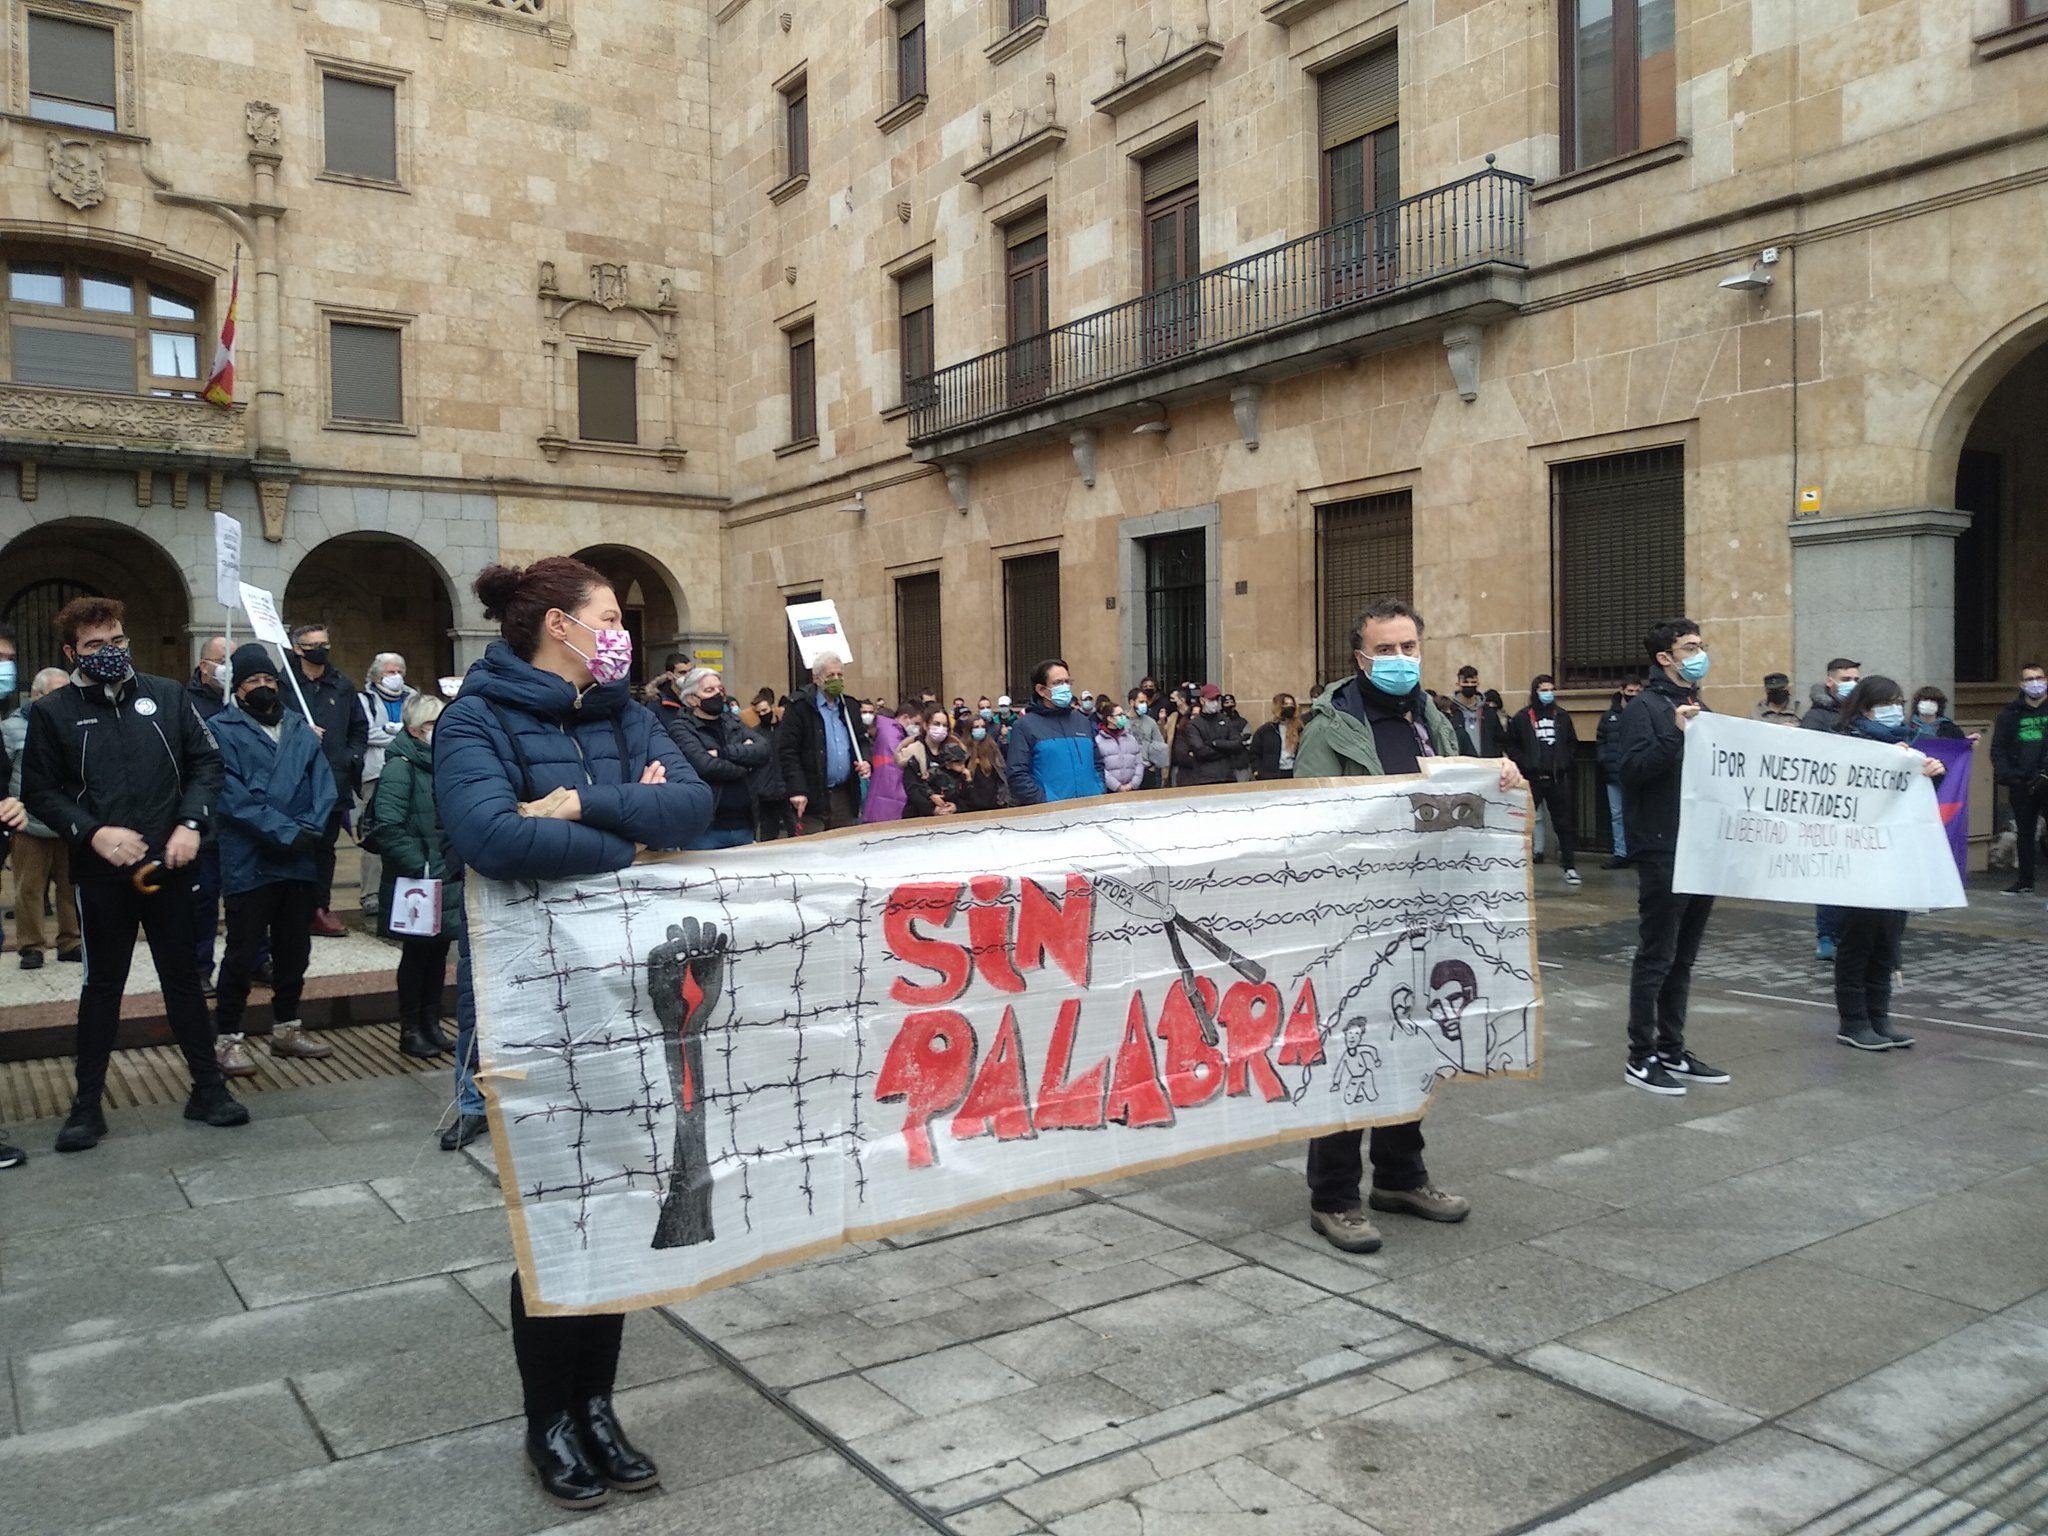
[
  {"xmin": 809, "ymin": 651, "xmax": 845, "ymax": 681},
  {"xmin": 30, "ymin": 666, "xmax": 68, "ymax": 699},
  {"xmin": 363, "ymin": 652, "xmax": 406, "ymax": 693},
  {"xmin": 401, "ymin": 692, "xmax": 445, "ymax": 734},
  {"xmin": 679, "ymin": 666, "xmax": 723, "ymax": 703}
]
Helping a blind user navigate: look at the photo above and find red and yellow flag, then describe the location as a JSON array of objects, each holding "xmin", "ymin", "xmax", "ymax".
[{"xmin": 203, "ymin": 250, "xmax": 238, "ymax": 408}]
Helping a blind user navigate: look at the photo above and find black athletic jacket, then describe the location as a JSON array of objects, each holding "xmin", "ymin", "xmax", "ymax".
[
  {"xmin": 1615, "ymin": 673, "xmax": 1705, "ymax": 857},
  {"xmin": 21, "ymin": 671, "xmax": 222, "ymax": 883}
]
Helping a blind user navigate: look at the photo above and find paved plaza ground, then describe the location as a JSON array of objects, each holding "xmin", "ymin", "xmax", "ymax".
[{"xmin": 2, "ymin": 867, "xmax": 2045, "ymax": 1536}]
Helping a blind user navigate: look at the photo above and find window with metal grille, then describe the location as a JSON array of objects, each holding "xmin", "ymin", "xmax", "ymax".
[
  {"xmin": 322, "ymin": 73, "xmax": 400, "ymax": 183},
  {"xmin": 576, "ymin": 351, "xmax": 637, "ymax": 444},
  {"xmin": 27, "ymin": 13, "xmax": 116, "ymax": 130},
  {"xmin": 787, "ymin": 322, "xmax": 816, "ymax": 443},
  {"xmin": 1315, "ymin": 491, "xmax": 1413, "ymax": 689},
  {"xmin": 1552, "ymin": 446, "xmax": 1685, "ymax": 687},
  {"xmin": 328, "ymin": 320, "xmax": 404, "ymax": 423},
  {"xmin": 785, "ymin": 590, "xmax": 820, "ymax": 698},
  {"xmin": 1002, "ymin": 551, "xmax": 1061, "ymax": 702},
  {"xmin": 1144, "ymin": 531, "xmax": 1207, "ymax": 690},
  {"xmin": 895, "ymin": 0, "xmax": 926, "ymax": 103},
  {"xmin": 895, "ymin": 571, "xmax": 943, "ymax": 704},
  {"xmin": 897, "ymin": 263, "xmax": 934, "ymax": 409},
  {"xmin": 784, "ymin": 75, "xmax": 809, "ymax": 179}
]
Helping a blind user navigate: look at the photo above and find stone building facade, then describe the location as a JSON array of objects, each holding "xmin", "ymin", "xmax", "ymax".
[{"xmin": 0, "ymin": 0, "xmax": 725, "ymax": 691}]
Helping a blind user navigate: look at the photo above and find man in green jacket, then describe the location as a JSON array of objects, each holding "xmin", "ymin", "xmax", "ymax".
[{"xmin": 1292, "ymin": 599, "xmax": 1526, "ymax": 1255}]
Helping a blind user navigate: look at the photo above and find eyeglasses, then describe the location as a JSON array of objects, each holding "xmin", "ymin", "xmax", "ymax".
[
  {"xmin": 76, "ymin": 636, "xmax": 132, "ymax": 656},
  {"xmin": 1671, "ymin": 640, "xmax": 1708, "ymax": 658}
]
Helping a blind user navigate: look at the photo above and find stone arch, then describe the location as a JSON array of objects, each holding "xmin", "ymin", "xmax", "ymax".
[
  {"xmin": 0, "ymin": 516, "xmax": 192, "ymax": 682},
  {"xmin": 282, "ymin": 533, "xmax": 458, "ymax": 689},
  {"xmin": 1918, "ymin": 300, "xmax": 2048, "ymax": 508},
  {"xmin": 572, "ymin": 543, "xmax": 690, "ymax": 684}
]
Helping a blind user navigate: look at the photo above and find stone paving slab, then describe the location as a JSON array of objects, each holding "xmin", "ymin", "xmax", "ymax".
[
  {"xmin": 220, "ymin": 1204, "xmax": 513, "ymax": 1307},
  {"xmin": 0, "ymin": 1256, "xmax": 244, "ymax": 1355}
]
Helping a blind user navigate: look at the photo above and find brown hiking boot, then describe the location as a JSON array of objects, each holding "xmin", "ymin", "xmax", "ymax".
[
  {"xmin": 1308, "ymin": 1208, "xmax": 1384, "ymax": 1253},
  {"xmin": 269, "ymin": 1026, "xmax": 333, "ymax": 1060},
  {"xmin": 1369, "ymin": 1184, "xmax": 1472, "ymax": 1223}
]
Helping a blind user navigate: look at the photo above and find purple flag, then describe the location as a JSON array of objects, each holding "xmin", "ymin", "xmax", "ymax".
[{"xmin": 1921, "ymin": 737, "xmax": 1974, "ymax": 880}]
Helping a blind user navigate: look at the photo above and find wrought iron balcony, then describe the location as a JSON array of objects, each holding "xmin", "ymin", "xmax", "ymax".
[{"xmin": 907, "ymin": 165, "xmax": 1530, "ymax": 455}]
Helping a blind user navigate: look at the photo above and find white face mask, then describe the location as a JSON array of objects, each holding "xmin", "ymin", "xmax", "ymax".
[
  {"xmin": 377, "ymin": 674, "xmax": 406, "ymax": 697},
  {"xmin": 1916, "ymin": 700, "xmax": 1939, "ymax": 719}
]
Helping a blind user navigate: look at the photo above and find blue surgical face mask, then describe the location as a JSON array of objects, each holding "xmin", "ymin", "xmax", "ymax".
[
  {"xmin": 1367, "ymin": 655, "xmax": 1421, "ymax": 696},
  {"xmin": 1871, "ymin": 703, "xmax": 1906, "ymax": 728},
  {"xmin": 971, "ymin": 725, "xmax": 987, "ymax": 741},
  {"xmin": 0, "ymin": 660, "xmax": 16, "ymax": 695},
  {"xmin": 1135, "ymin": 700, "xmax": 1148, "ymax": 715},
  {"xmin": 1536, "ymin": 690, "xmax": 1556, "ymax": 707},
  {"xmin": 979, "ymin": 707, "xmax": 993, "ymax": 720},
  {"xmin": 1048, "ymin": 683, "xmax": 1074, "ymax": 709},
  {"xmin": 1678, "ymin": 650, "xmax": 1711, "ymax": 684},
  {"xmin": 1835, "ymin": 678, "xmax": 1857, "ymax": 700}
]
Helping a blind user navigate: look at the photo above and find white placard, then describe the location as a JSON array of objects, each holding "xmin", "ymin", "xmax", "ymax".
[
  {"xmin": 213, "ymin": 513, "xmax": 242, "ymax": 610},
  {"xmin": 1674, "ymin": 712, "xmax": 1964, "ymax": 910},
  {"xmin": 467, "ymin": 763, "xmax": 1541, "ymax": 1313},
  {"xmin": 785, "ymin": 598, "xmax": 853, "ymax": 670},
  {"xmin": 237, "ymin": 581, "xmax": 288, "ymax": 646}
]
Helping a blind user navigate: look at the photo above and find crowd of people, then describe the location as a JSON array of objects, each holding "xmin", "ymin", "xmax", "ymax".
[{"xmin": 0, "ymin": 558, "xmax": 2041, "ymax": 1513}]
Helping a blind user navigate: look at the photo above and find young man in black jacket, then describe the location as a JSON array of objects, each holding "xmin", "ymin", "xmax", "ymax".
[
  {"xmin": 1615, "ymin": 617, "xmax": 1731, "ymax": 1098},
  {"xmin": 1991, "ymin": 662, "xmax": 2048, "ymax": 894},
  {"xmin": 1594, "ymin": 681, "xmax": 1639, "ymax": 869},
  {"xmin": 1505, "ymin": 675, "xmax": 1581, "ymax": 885},
  {"xmin": 22, "ymin": 596, "xmax": 249, "ymax": 1151},
  {"xmin": 282, "ymin": 622, "xmax": 368, "ymax": 936},
  {"xmin": 664, "ymin": 668, "xmax": 769, "ymax": 850}
]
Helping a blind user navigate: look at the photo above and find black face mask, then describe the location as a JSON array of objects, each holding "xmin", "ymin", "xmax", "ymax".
[
  {"xmin": 299, "ymin": 645, "xmax": 331, "ymax": 668},
  {"xmin": 695, "ymin": 694, "xmax": 724, "ymax": 716},
  {"xmin": 1458, "ymin": 685, "xmax": 1478, "ymax": 698},
  {"xmin": 240, "ymin": 686, "xmax": 282, "ymax": 723},
  {"xmin": 1767, "ymin": 689, "xmax": 1791, "ymax": 707},
  {"xmin": 1280, "ymin": 705, "xmax": 1297, "ymax": 719}
]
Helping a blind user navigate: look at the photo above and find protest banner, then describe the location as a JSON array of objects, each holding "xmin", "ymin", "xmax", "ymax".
[
  {"xmin": 213, "ymin": 513, "xmax": 242, "ymax": 611},
  {"xmin": 784, "ymin": 598, "xmax": 853, "ymax": 670},
  {"xmin": 1674, "ymin": 713, "xmax": 1964, "ymax": 910},
  {"xmin": 1919, "ymin": 736, "xmax": 1975, "ymax": 881},
  {"xmin": 467, "ymin": 763, "xmax": 1541, "ymax": 1314}
]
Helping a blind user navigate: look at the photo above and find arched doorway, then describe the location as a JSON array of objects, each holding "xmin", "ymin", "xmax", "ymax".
[
  {"xmin": 0, "ymin": 520, "xmax": 189, "ymax": 683},
  {"xmin": 572, "ymin": 544, "xmax": 684, "ymax": 687},
  {"xmin": 283, "ymin": 534, "xmax": 455, "ymax": 690},
  {"xmin": 1951, "ymin": 342, "xmax": 2048, "ymax": 685}
]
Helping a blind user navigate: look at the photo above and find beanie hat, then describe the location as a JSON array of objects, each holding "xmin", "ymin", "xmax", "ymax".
[{"xmin": 228, "ymin": 642, "xmax": 278, "ymax": 691}]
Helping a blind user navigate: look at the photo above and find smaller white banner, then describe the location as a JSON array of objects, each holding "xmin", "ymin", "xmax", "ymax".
[
  {"xmin": 785, "ymin": 598, "xmax": 853, "ymax": 670},
  {"xmin": 237, "ymin": 581, "xmax": 288, "ymax": 646},
  {"xmin": 1674, "ymin": 712, "xmax": 1964, "ymax": 910},
  {"xmin": 213, "ymin": 514, "xmax": 243, "ymax": 611}
]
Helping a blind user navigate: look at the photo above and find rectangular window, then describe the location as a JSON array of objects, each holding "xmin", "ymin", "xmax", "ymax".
[
  {"xmin": 11, "ymin": 322, "xmax": 130, "ymax": 392},
  {"xmin": 27, "ymin": 12, "xmax": 116, "ymax": 130},
  {"xmin": 895, "ymin": 0, "xmax": 926, "ymax": 103},
  {"xmin": 1319, "ymin": 44, "xmax": 1401, "ymax": 301},
  {"xmin": 1315, "ymin": 492, "xmax": 1414, "ymax": 690},
  {"xmin": 328, "ymin": 320, "xmax": 404, "ymax": 424},
  {"xmin": 1143, "ymin": 530, "xmax": 1207, "ymax": 692},
  {"xmin": 785, "ymin": 590, "xmax": 821, "ymax": 699},
  {"xmin": 895, "ymin": 571, "xmax": 943, "ymax": 705},
  {"xmin": 784, "ymin": 75, "xmax": 809, "ymax": 179},
  {"xmin": 1140, "ymin": 137, "xmax": 1200, "ymax": 362},
  {"xmin": 1004, "ymin": 209, "xmax": 1050, "ymax": 404},
  {"xmin": 1002, "ymin": 552, "xmax": 1062, "ymax": 704},
  {"xmin": 2023, "ymin": 0, "xmax": 2048, "ymax": 18},
  {"xmin": 1552, "ymin": 446, "xmax": 1685, "ymax": 687},
  {"xmin": 786, "ymin": 322, "xmax": 817, "ymax": 443},
  {"xmin": 1009, "ymin": 0, "xmax": 1047, "ymax": 26},
  {"xmin": 322, "ymin": 73, "xmax": 400, "ymax": 183},
  {"xmin": 1562, "ymin": 0, "xmax": 1676, "ymax": 174},
  {"xmin": 576, "ymin": 350, "xmax": 638, "ymax": 444},
  {"xmin": 896, "ymin": 263, "xmax": 934, "ymax": 409}
]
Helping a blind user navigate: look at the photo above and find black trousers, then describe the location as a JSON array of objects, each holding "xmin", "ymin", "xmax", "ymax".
[
  {"xmin": 74, "ymin": 876, "xmax": 222, "ymax": 1106},
  {"xmin": 509, "ymin": 1273, "xmax": 624, "ymax": 1427},
  {"xmin": 1627, "ymin": 853, "xmax": 1715, "ymax": 1062},
  {"xmin": 755, "ymin": 798, "xmax": 794, "ymax": 841},
  {"xmin": 312, "ymin": 808, "xmax": 346, "ymax": 911},
  {"xmin": 395, "ymin": 936, "xmax": 452, "ymax": 1021},
  {"xmin": 193, "ymin": 842, "xmax": 221, "ymax": 979},
  {"xmin": 796, "ymin": 779, "xmax": 861, "ymax": 835},
  {"xmin": 2015, "ymin": 782, "xmax": 2042, "ymax": 887},
  {"xmin": 1530, "ymin": 773, "xmax": 1577, "ymax": 871},
  {"xmin": 1306, "ymin": 1121, "xmax": 1428, "ymax": 1212},
  {"xmin": 216, "ymin": 879, "xmax": 317, "ymax": 1034},
  {"xmin": 1835, "ymin": 908, "xmax": 1907, "ymax": 1030}
]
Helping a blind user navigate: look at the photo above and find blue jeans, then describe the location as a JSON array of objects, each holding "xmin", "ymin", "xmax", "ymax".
[
  {"xmin": 1606, "ymin": 781, "xmax": 1627, "ymax": 859},
  {"xmin": 686, "ymin": 826, "xmax": 755, "ymax": 852},
  {"xmin": 454, "ymin": 939, "xmax": 483, "ymax": 1116}
]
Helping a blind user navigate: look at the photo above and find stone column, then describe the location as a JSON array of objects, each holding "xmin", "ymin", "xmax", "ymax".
[
  {"xmin": 1787, "ymin": 507, "xmax": 1971, "ymax": 698},
  {"xmin": 247, "ymin": 145, "xmax": 287, "ymax": 464},
  {"xmin": 449, "ymin": 626, "xmax": 498, "ymax": 672}
]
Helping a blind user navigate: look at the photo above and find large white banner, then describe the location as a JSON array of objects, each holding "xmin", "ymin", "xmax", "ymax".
[
  {"xmin": 1675, "ymin": 712, "xmax": 1964, "ymax": 910},
  {"xmin": 469, "ymin": 764, "xmax": 1541, "ymax": 1314}
]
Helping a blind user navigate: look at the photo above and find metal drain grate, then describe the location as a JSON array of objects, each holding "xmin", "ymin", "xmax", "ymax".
[
  {"xmin": 1795, "ymin": 1391, "xmax": 2048, "ymax": 1534},
  {"xmin": 0, "ymin": 1022, "xmax": 445, "ymax": 1123}
]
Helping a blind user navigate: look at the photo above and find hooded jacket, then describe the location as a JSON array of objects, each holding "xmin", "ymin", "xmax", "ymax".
[
  {"xmin": 1615, "ymin": 673, "xmax": 1706, "ymax": 855},
  {"xmin": 1127, "ymin": 708, "xmax": 1170, "ymax": 775},
  {"xmin": 1447, "ymin": 694, "xmax": 1505, "ymax": 758},
  {"xmin": 432, "ymin": 639, "xmax": 709, "ymax": 883},
  {"xmin": 1504, "ymin": 690, "xmax": 1580, "ymax": 780},
  {"xmin": 1292, "ymin": 676, "xmax": 1458, "ymax": 778},
  {"xmin": 861, "ymin": 715, "xmax": 909, "ymax": 823},
  {"xmin": 1005, "ymin": 699, "xmax": 1103, "ymax": 804},
  {"xmin": 1594, "ymin": 692, "xmax": 1631, "ymax": 778},
  {"xmin": 1095, "ymin": 723, "xmax": 1145, "ymax": 790},
  {"xmin": 1173, "ymin": 708, "xmax": 1248, "ymax": 787},
  {"xmin": 1800, "ymin": 682, "xmax": 1846, "ymax": 734},
  {"xmin": 1990, "ymin": 691, "xmax": 2048, "ymax": 786},
  {"xmin": 185, "ymin": 667, "xmax": 227, "ymax": 722},
  {"xmin": 359, "ymin": 681, "xmax": 419, "ymax": 784},
  {"xmin": 212, "ymin": 704, "xmax": 337, "ymax": 897},
  {"xmin": 369, "ymin": 728, "xmax": 463, "ymax": 939},
  {"xmin": 22, "ymin": 670, "xmax": 221, "ymax": 883}
]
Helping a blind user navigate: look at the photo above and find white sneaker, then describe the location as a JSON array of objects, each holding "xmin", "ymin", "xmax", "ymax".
[{"xmin": 1563, "ymin": 868, "xmax": 1582, "ymax": 886}]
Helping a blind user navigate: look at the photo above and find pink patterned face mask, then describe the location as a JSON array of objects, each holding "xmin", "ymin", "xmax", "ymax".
[{"xmin": 565, "ymin": 616, "xmax": 634, "ymax": 686}]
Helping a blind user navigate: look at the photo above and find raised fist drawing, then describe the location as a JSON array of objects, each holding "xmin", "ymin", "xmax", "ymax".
[{"xmin": 647, "ymin": 917, "xmax": 729, "ymax": 1250}]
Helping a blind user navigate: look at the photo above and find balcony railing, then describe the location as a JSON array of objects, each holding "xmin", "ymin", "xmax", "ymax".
[{"xmin": 908, "ymin": 165, "xmax": 1530, "ymax": 442}]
